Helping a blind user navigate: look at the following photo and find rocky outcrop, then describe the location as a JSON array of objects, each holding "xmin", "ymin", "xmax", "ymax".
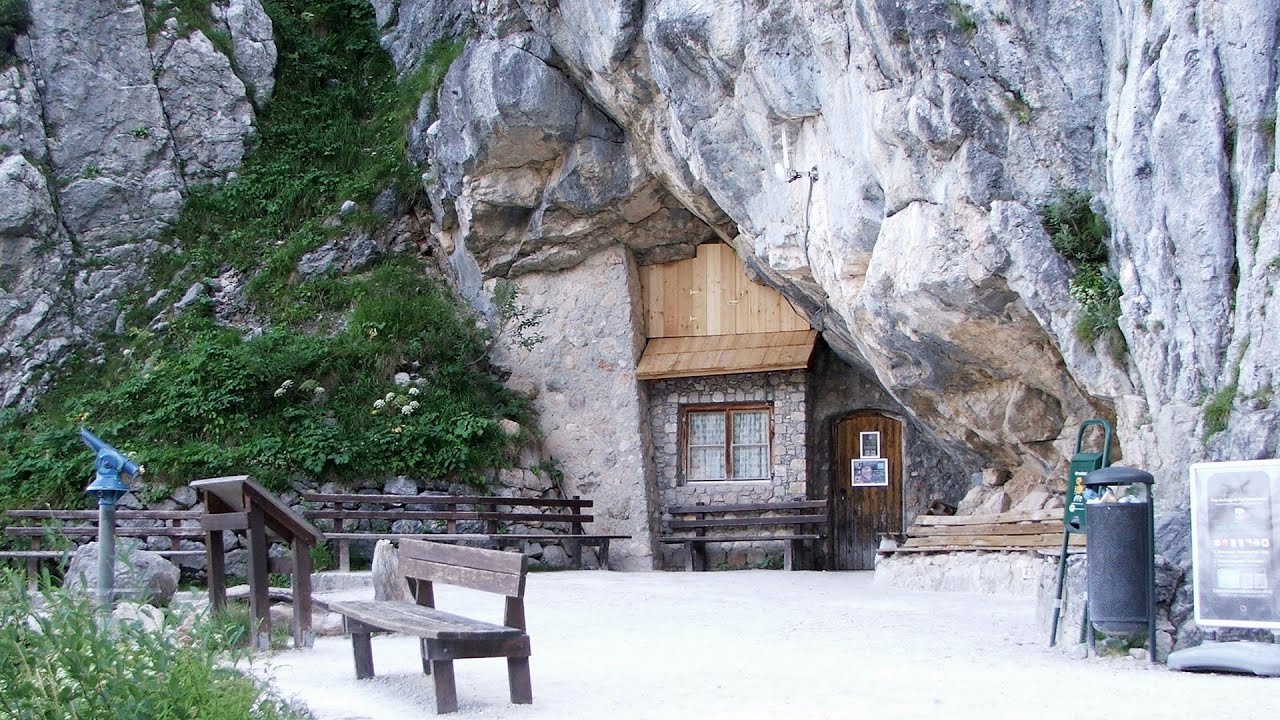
[
  {"xmin": 152, "ymin": 21, "xmax": 257, "ymax": 183},
  {"xmin": 64, "ymin": 539, "xmax": 181, "ymax": 606},
  {"xmin": 0, "ymin": 0, "xmax": 274, "ymax": 407},
  {"xmin": 212, "ymin": 0, "xmax": 278, "ymax": 107},
  {"xmin": 408, "ymin": 0, "xmax": 1277, "ymax": 524}
]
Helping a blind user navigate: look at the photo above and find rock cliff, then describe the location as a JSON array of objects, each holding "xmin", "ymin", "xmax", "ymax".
[
  {"xmin": 0, "ymin": 0, "xmax": 271, "ymax": 406},
  {"xmin": 2, "ymin": 0, "xmax": 1277, "ymax": 528},
  {"xmin": 408, "ymin": 0, "xmax": 1277, "ymax": 517}
]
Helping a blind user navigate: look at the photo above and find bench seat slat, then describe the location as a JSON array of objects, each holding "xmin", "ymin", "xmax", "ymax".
[
  {"xmin": 667, "ymin": 515, "xmax": 825, "ymax": 530},
  {"xmin": 329, "ymin": 600, "xmax": 524, "ymax": 640}
]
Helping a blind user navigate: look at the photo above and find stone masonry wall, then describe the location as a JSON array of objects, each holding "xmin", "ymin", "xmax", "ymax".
[{"xmin": 646, "ymin": 369, "xmax": 807, "ymax": 569}]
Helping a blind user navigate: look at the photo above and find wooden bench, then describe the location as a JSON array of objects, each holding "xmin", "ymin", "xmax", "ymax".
[
  {"xmin": 303, "ymin": 493, "xmax": 629, "ymax": 571},
  {"xmin": 2, "ymin": 509, "xmax": 206, "ymax": 586},
  {"xmin": 876, "ymin": 509, "xmax": 1086, "ymax": 554},
  {"xmin": 328, "ymin": 539, "xmax": 532, "ymax": 715},
  {"xmin": 658, "ymin": 500, "xmax": 827, "ymax": 571}
]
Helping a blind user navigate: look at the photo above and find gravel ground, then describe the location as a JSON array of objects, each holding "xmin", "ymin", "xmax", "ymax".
[{"xmin": 253, "ymin": 570, "xmax": 1278, "ymax": 720}]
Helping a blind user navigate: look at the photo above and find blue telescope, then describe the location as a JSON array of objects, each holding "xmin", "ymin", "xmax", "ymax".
[
  {"xmin": 79, "ymin": 427, "xmax": 144, "ymax": 616},
  {"xmin": 80, "ymin": 427, "xmax": 142, "ymax": 505}
]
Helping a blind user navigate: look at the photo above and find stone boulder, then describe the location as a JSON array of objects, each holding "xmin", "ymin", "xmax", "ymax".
[
  {"xmin": 63, "ymin": 539, "xmax": 180, "ymax": 607},
  {"xmin": 371, "ymin": 539, "xmax": 412, "ymax": 602}
]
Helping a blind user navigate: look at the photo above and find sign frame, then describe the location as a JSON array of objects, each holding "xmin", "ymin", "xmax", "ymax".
[{"xmin": 1189, "ymin": 459, "xmax": 1280, "ymax": 630}]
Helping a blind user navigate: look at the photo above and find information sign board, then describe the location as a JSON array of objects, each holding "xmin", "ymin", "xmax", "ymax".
[{"xmin": 1190, "ymin": 460, "xmax": 1280, "ymax": 630}]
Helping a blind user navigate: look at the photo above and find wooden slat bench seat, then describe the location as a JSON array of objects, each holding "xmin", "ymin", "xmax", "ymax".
[
  {"xmin": 303, "ymin": 493, "xmax": 629, "ymax": 571},
  {"xmin": 329, "ymin": 539, "xmax": 532, "ymax": 715},
  {"xmin": 2, "ymin": 508, "xmax": 206, "ymax": 587},
  {"xmin": 877, "ymin": 509, "xmax": 1086, "ymax": 555},
  {"xmin": 658, "ymin": 500, "xmax": 827, "ymax": 571}
]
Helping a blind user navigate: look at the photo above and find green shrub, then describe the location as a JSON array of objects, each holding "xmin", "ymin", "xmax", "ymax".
[
  {"xmin": 0, "ymin": 571, "xmax": 308, "ymax": 720},
  {"xmin": 1043, "ymin": 191, "xmax": 1126, "ymax": 360},
  {"xmin": 1, "ymin": 262, "xmax": 531, "ymax": 501},
  {"xmin": 1042, "ymin": 190, "xmax": 1110, "ymax": 265},
  {"xmin": 0, "ymin": 0, "xmax": 27, "ymax": 67}
]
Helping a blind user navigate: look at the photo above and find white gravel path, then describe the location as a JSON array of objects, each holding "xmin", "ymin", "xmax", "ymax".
[{"xmin": 253, "ymin": 570, "xmax": 1278, "ymax": 720}]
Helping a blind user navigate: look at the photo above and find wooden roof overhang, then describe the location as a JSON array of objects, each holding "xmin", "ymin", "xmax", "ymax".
[{"xmin": 635, "ymin": 330, "xmax": 817, "ymax": 381}]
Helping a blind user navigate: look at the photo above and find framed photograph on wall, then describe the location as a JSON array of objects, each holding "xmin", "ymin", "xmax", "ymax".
[
  {"xmin": 851, "ymin": 458, "xmax": 889, "ymax": 487},
  {"xmin": 859, "ymin": 431, "xmax": 881, "ymax": 459}
]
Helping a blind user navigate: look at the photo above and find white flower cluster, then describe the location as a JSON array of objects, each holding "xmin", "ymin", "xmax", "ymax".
[
  {"xmin": 373, "ymin": 392, "xmax": 421, "ymax": 417},
  {"xmin": 273, "ymin": 379, "xmax": 295, "ymax": 398}
]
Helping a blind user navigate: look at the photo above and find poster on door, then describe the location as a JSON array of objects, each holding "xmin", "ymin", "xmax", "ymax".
[{"xmin": 1189, "ymin": 459, "xmax": 1280, "ymax": 630}]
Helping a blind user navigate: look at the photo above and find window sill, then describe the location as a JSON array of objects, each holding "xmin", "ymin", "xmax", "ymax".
[{"xmin": 682, "ymin": 479, "xmax": 773, "ymax": 486}]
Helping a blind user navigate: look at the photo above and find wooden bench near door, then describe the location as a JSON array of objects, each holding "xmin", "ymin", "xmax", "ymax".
[
  {"xmin": 658, "ymin": 500, "xmax": 827, "ymax": 571},
  {"xmin": 328, "ymin": 539, "xmax": 533, "ymax": 715}
]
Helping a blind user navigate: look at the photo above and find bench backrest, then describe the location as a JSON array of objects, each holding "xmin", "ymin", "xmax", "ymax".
[
  {"xmin": 665, "ymin": 501, "xmax": 828, "ymax": 530},
  {"xmin": 302, "ymin": 494, "xmax": 594, "ymax": 530},
  {"xmin": 399, "ymin": 538, "xmax": 528, "ymax": 598},
  {"xmin": 4, "ymin": 509, "xmax": 205, "ymax": 539}
]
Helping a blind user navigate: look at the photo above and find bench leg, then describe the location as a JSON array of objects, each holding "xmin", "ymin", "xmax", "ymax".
[
  {"xmin": 597, "ymin": 540, "xmax": 610, "ymax": 571},
  {"xmin": 568, "ymin": 538, "xmax": 582, "ymax": 569},
  {"xmin": 783, "ymin": 540, "xmax": 795, "ymax": 571},
  {"xmin": 352, "ymin": 632, "xmax": 375, "ymax": 680},
  {"xmin": 684, "ymin": 541, "xmax": 694, "ymax": 572},
  {"xmin": 420, "ymin": 638, "xmax": 432, "ymax": 675},
  {"xmin": 507, "ymin": 657, "xmax": 533, "ymax": 705},
  {"xmin": 431, "ymin": 660, "xmax": 458, "ymax": 714}
]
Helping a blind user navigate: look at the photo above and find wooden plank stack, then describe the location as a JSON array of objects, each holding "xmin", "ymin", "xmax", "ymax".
[{"xmin": 879, "ymin": 509, "xmax": 1085, "ymax": 554}]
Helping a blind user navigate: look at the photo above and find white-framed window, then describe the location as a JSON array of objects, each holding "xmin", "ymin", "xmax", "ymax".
[{"xmin": 683, "ymin": 404, "xmax": 772, "ymax": 481}]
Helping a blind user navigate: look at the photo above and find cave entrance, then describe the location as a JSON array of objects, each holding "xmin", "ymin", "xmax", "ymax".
[{"xmin": 831, "ymin": 411, "xmax": 904, "ymax": 570}]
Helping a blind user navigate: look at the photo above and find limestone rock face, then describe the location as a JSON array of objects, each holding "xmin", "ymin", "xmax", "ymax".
[
  {"xmin": 0, "ymin": 154, "xmax": 77, "ymax": 407},
  {"xmin": 152, "ymin": 23, "xmax": 257, "ymax": 183},
  {"xmin": 212, "ymin": 0, "xmax": 278, "ymax": 107},
  {"xmin": 414, "ymin": 0, "xmax": 1278, "ymax": 519},
  {"xmin": 0, "ymin": 0, "xmax": 273, "ymax": 407}
]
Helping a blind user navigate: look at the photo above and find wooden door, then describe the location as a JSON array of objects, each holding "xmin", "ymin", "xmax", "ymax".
[{"xmin": 831, "ymin": 412, "xmax": 903, "ymax": 570}]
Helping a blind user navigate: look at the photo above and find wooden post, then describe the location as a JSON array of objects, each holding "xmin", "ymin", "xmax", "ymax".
[
  {"xmin": 27, "ymin": 537, "xmax": 40, "ymax": 591},
  {"xmin": 416, "ymin": 578, "xmax": 436, "ymax": 675},
  {"xmin": 246, "ymin": 500, "xmax": 270, "ymax": 651},
  {"xmin": 291, "ymin": 539, "xmax": 314, "ymax": 647},
  {"xmin": 598, "ymin": 539, "xmax": 610, "ymax": 571},
  {"xmin": 352, "ymin": 631, "xmax": 375, "ymax": 679},
  {"xmin": 203, "ymin": 492, "xmax": 231, "ymax": 612},
  {"xmin": 504, "ymin": 595, "xmax": 532, "ymax": 704},
  {"xmin": 431, "ymin": 660, "xmax": 458, "ymax": 714},
  {"xmin": 335, "ymin": 502, "xmax": 349, "ymax": 572}
]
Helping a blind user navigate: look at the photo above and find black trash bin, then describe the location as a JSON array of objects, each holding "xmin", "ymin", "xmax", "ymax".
[
  {"xmin": 1083, "ymin": 466, "xmax": 1156, "ymax": 660},
  {"xmin": 1086, "ymin": 501, "xmax": 1150, "ymax": 632}
]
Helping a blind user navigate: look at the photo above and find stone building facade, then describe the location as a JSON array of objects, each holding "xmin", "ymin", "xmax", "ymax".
[{"xmin": 646, "ymin": 369, "xmax": 808, "ymax": 569}]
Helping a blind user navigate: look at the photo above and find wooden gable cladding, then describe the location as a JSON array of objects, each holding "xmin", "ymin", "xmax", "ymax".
[
  {"xmin": 635, "ymin": 330, "xmax": 817, "ymax": 380},
  {"xmin": 638, "ymin": 243, "xmax": 811, "ymax": 338}
]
